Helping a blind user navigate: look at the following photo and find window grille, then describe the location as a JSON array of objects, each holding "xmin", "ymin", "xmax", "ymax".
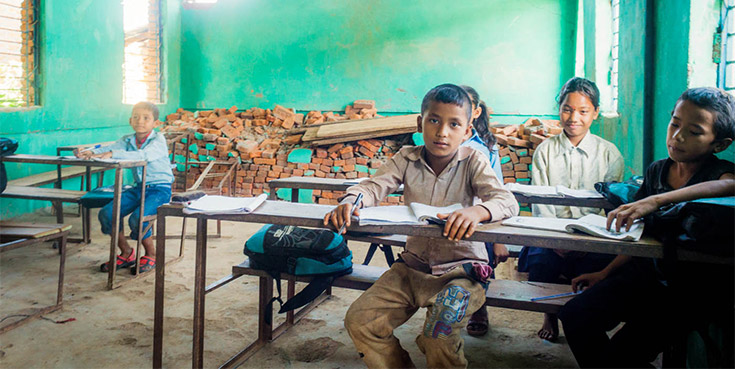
[{"xmin": 0, "ymin": 0, "xmax": 38, "ymax": 108}]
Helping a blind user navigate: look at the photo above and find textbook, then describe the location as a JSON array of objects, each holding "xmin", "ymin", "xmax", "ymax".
[
  {"xmin": 501, "ymin": 214, "xmax": 644, "ymax": 241},
  {"xmin": 504, "ymin": 183, "xmax": 604, "ymax": 199},
  {"xmin": 185, "ymin": 193, "xmax": 267, "ymax": 214},
  {"xmin": 358, "ymin": 203, "xmax": 463, "ymax": 225}
]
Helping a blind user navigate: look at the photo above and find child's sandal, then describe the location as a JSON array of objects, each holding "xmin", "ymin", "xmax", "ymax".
[
  {"xmin": 100, "ymin": 250, "xmax": 136, "ymax": 272},
  {"xmin": 131, "ymin": 256, "xmax": 155, "ymax": 275}
]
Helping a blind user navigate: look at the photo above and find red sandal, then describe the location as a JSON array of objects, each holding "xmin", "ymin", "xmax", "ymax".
[
  {"xmin": 131, "ymin": 256, "xmax": 155, "ymax": 275},
  {"xmin": 100, "ymin": 250, "xmax": 136, "ymax": 272}
]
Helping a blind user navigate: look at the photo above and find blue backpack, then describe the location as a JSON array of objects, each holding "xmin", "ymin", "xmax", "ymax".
[{"xmin": 244, "ymin": 225, "xmax": 352, "ymax": 323}]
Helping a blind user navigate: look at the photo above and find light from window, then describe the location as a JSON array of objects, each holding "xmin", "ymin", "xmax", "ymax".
[
  {"xmin": 182, "ymin": 0, "xmax": 218, "ymax": 9},
  {"xmin": 123, "ymin": 0, "xmax": 162, "ymax": 104},
  {"xmin": 0, "ymin": 0, "xmax": 37, "ymax": 108},
  {"xmin": 610, "ymin": 0, "xmax": 620, "ymax": 112},
  {"xmin": 722, "ymin": 0, "xmax": 735, "ymax": 94}
]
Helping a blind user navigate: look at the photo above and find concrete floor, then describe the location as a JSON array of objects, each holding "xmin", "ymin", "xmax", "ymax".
[{"xmin": 0, "ymin": 205, "xmax": 578, "ymax": 368}]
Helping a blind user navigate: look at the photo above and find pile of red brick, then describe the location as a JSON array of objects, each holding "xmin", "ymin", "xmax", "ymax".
[
  {"xmin": 163, "ymin": 103, "xmax": 562, "ymax": 207},
  {"xmin": 491, "ymin": 118, "xmax": 562, "ymax": 186}
]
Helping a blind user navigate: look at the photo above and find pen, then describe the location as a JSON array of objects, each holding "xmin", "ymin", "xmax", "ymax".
[
  {"xmin": 337, "ymin": 193, "xmax": 363, "ymax": 235},
  {"xmin": 79, "ymin": 144, "xmax": 102, "ymax": 153},
  {"xmin": 530, "ymin": 290, "xmax": 583, "ymax": 302}
]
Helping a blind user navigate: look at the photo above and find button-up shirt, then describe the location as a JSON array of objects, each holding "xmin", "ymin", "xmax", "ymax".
[
  {"xmin": 92, "ymin": 130, "xmax": 174, "ymax": 185},
  {"xmin": 531, "ymin": 132, "xmax": 624, "ymax": 219},
  {"xmin": 462, "ymin": 130, "xmax": 503, "ymax": 180},
  {"xmin": 343, "ymin": 145, "xmax": 519, "ymax": 275}
]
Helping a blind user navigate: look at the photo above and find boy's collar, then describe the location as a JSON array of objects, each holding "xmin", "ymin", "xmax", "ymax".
[
  {"xmin": 126, "ymin": 130, "xmax": 157, "ymax": 145},
  {"xmin": 405, "ymin": 145, "xmax": 473, "ymax": 175}
]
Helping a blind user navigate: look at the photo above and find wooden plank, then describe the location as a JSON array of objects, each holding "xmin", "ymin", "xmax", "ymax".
[
  {"xmin": 0, "ymin": 222, "xmax": 72, "ymax": 232},
  {"xmin": 1, "ymin": 185, "xmax": 86, "ymax": 202},
  {"xmin": 307, "ymin": 126, "xmax": 416, "ymax": 146},
  {"xmin": 0, "ymin": 227, "xmax": 61, "ymax": 239},
  {"xmin": 8, "ymin": 166, "xmax": 107, "ymax": 187},
  {"xmin": 0, "ymin": 154, "xmax": 146, "ymax": 168},
  {"xmin": 314, "ymin": 114, "xmax": 418, "ymax": 139}
]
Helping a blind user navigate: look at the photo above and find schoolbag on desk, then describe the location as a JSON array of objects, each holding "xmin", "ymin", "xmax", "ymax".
[
  {"xmin": 0, "ymin": 137, "xmax": 19, "ymax": 194},
  {"xmin": 243, "ymin": 225, "xmax": 352, "ymax": 324}
]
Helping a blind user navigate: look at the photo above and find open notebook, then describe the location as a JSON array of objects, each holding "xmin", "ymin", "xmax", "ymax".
[
  {"xmin": 505, "ymin": 183, "xmax": 604, "ymax": 199},
  {"xmin": 502, "ymin": 214, "xmax": 644, "ymax": 241},
  {"xmin": 358, "ymin": 203, "xmax": 463, "ymax": 226},
  {"xmin": 185, "ymin": 193, "xmax": 267, "ymax": 214}
]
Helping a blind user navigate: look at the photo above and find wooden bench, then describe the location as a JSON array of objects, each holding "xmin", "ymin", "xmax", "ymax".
[
  {"xmin": 0, "ymin": 222, "xmax": 69, "ymax": 334},
  {"xmin": 8, "ymin": 166, "xmax": 107, "ymax": 188},
  {"xmin": 1, "ymin": 185, "xmax": 90, "ymax": 243},
  {"xmin": 218, "ymin": 259, "xmax": 571, "ymax": 367}
]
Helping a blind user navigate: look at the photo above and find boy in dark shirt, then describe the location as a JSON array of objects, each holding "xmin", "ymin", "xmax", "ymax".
[{"xmin": 558, "ymin": 87, "xmax": 735, "ymax": 368}]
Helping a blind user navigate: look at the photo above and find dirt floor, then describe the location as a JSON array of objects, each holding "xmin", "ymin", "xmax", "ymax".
[{"xmin": 0, "ymin": 206, "xmax": 578, "ymax": 368}]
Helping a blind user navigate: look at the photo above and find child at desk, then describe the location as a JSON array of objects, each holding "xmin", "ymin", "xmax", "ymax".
[
  {"xmin": 517, "ymin": 77, "xmax": 624, "ymax": 341},
  {"xmin": 558, "ymin": 87, "xmax": 735, "ymax": 368},
  {"xmin": 324, "ymin": 84, "xmax": 518, "ymax": 368},
  {"xmin": 76, "ymin": 102, "xmax": 173, "ymax": 274},
  {"xmin": 460, "ymin": 85, "xmax": 511, "ymax": 337}
]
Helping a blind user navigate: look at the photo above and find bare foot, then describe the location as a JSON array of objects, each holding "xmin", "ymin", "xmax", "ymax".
[{"xmin": 537, "ymin": 313, "xmax": 559, "ymax": 341}]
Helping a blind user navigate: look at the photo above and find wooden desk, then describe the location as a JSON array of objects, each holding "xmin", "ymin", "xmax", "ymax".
[
  {"xmin": 56, "ymin": 141, "xmax": 116, "ymax": 189},
  {"xmin": 0, "ymin": 154, "xmax": 148, "ymax": 290},
  {"xmin": 154, "ymin": 200, "xmax": 716, "ymax": 368},
  {"xmin": 0, "ymin": 222, "xmax": 69, "ymax": 334},
  {"xmin": 267, "ymin": 176, "xmax": 614, "ymax": 209}
]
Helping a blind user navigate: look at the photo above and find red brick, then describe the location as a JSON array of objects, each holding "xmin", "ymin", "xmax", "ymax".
[
  {"xmin": 312, "ymin": 157, "xmax": 324, "ymax": 164},
  {"xmin": 520, "ymin": 156, "xmax": 532, "ymax": 164},
  {"xmin": 341, "ymin": 151, "xmax": 354, "ymax": 159},
  {"xmin": 345, "ymin": 158, "xmax": 356, "ymax": 165},
  {"xmin": 272, "ymin": 165, "xmax": 284, "ymax": 173},
  {"xmin": 308, "ymin": 163, "xmax": 319, "ymax": 170},
  {"xmin": 370, "ymin": 161, "xmax": 382, "ymax": 169},
  {"xmin": 314, "ymin": 170, "xmax": 326, "ymax": 178},
  {"xmin": 262, "ymin": 149, "xmax": 277, "ymax": 159},
  {"xmin": 343, "ymin": 164, "xmax": 355, "ymax": 172},
  {"xmin": 353, "ymin": 99, "xmax": 376, "ymax": 109},
  {"xmin": 334, "ymin": 159, "xmax": 346, "ymax": 166},
  {"xmin": 320, "ymin": 165, "xmax": 331, "ymax": 173},
  {"xmin": 316, "ymin": 148, "xmax": 328, "ymax": 158},
  {"xmin": 358, "ymin": 146, "xmax": 375, "ymax": 158},
  {"xmin": 345, "ymin": 171, "xmax": 358, "ymax": 179},
  {"xmin": 355, "ymin": 157, "xmax": 368, "ymax": 165},
  {"xmin": 339, "ymin": 146, "xmax": 354, "ymax": 155},
  {"xmin": 253, "ymin": 158, "xmax": 276, "ymax": 165},
  {"xmin": 292, "ymin": 169, "xmax": 304, "ymax": 176}
]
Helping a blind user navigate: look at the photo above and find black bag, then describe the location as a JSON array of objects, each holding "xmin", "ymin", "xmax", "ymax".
[
  {"xmin": 244, "ymin": 225, "xmax": 352, "ymax": 324},
  {"xmin": 0, "ymin": 137, "xmax": 19, "ymax": 194}
]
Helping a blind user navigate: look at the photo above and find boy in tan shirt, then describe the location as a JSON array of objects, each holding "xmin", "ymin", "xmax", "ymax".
[{"xmin": 324, "ymin": 84, "xmax": 518, "ymax": 368}]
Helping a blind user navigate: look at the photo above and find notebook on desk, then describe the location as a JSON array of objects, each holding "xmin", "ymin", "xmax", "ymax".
[
  {"xmin": 184, "ymin": 193, "xmax": 267, "ymax": 214},
  {"xmin": 358, "ymin": 203, "xmax": 463, "ymax": 226},
  {"xmin": 505, "ymin": 183, "xmax": 604, "ymax": 199},
  {"xmin": 502, "ymin": 214, "xmax": 644, "ymax": 241}
]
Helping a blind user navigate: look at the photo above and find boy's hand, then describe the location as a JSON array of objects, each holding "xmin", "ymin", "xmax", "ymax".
[
  {"xmin": 323, "ymin": 203, "xmax": 360, "ymax": 235},
  {"xmin": 91, "ymin": 152, "xmax": 112, "ymax": 159},
  {"xmin": 606, "ymin": 196, "xmax": 659, "ymax": 232},
  {"xmin": 437, "ymin": 205, "xmax": 489, "ymax": 241},
  {"xmin": 571, "ymin": 271, "xmax": 607, "ymax": 292},
  {"xmin": 493, "ymin": 243, "xmax": 509, "ymax": 265},
  {"xmin": 74, "ymin": 148, "xmax": 93, "ymax": 159}
]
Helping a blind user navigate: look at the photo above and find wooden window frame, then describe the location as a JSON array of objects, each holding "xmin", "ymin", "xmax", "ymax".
[{"xmin": 0, "ymin": 0, "xmax": 39, "ymax": 108}]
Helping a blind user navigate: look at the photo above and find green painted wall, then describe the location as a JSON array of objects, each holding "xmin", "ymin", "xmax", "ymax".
[
  {"xmin": 180, "ymin": 0, "xmax": 578, "ymax": 122},
  {"xmin": 0, "ymin": 0, "xmax": 182, "ymax": 219}
]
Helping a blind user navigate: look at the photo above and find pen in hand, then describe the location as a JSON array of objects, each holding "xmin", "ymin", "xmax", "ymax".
[
  {"xmin": 337, "ymin": 193, "xmax": 363, "ymax": 235},
  {"xmin": 79, "ymin": 144, "xmax": 102, "ymax": 153}
]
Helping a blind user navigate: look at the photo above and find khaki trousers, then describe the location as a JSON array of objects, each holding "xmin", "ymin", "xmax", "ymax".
[{"xmin": 344, "ymin": 262, "xmax": 486, "ymax": 368}]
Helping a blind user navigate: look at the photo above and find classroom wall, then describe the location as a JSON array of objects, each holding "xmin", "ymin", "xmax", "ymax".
[
  {"xmin": 179, "ymin": 0, "xmax": 578, "ymax": 122},
  {"xmin": 0, "ymin": 0, "xmax": 182, "ymax": 219}
]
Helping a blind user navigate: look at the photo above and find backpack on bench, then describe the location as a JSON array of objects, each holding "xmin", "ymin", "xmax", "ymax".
[{"xmin": 243, "ymin": 225, "xmax": 352, "ymax": 324}]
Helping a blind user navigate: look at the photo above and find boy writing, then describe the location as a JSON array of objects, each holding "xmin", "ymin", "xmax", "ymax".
[
  {"xmin": 76, "ymin": 102, "xmax": 173, "ymax": 274},
  {"xmin": 558, "ymin": 87, "xmax": 735, "ymax": 368},
  {"xmin": 324, "ymin": 84, "xmax": 518, "ymax": 368}
]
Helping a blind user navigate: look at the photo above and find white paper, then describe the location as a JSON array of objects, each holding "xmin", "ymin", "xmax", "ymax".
[
  {"xmin": 555, "ymin": 186, "xmax": 604, "ymax": 199},
  {"xmin": 186, "ymin": 193, "xmax": 267, "ymax": 214},
  {"xmin": 358, "ymin": 203, "xmax": 464, "ymax": 225},
  {"xmin": 410, "ymin": 203, "xmax": 463, "ymax": 222},
  {"xmin": 504, "ymin": 183, "xmax": 603, "ymax": 199},
  {"xmin": 502, "ymin": 214, "xmax": 643, "ymax": 242}
]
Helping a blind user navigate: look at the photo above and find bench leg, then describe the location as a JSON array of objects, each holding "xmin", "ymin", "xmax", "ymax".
[
  {"xmin": 362, "ymin": 243, "xmax": 379, "ymax": 265},
  {"xmin": 220, "ymin": 276, "xmax": 273, "ymax": 369},
  {"xmin": 380, "ymin": 245, "xmax": 395, "ymax": 266},
  {"xmin": 52, "ymin": 201, "xmax": 64, "ymax": 224},
  {"xmin": 57, "ymin": 233, "xmax": 67, "ymax": 305}
]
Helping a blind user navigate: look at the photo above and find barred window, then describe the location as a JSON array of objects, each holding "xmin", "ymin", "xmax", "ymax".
[
  {"xmin": 610, "ymin": 0, "xmax": 620, "ymax": 112},
  {"xmin": 0, "ymin": 0, "xmax": 38, "ymax": 108},
  {"xmin": 123, "ymin": 0, "xmax": 162, "ymax": 104},
  {"xmin": 719, "ymin": 0, "xmax": 735, "ymax": 95}
]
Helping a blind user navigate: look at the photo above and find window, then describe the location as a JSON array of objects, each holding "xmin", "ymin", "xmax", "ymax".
[
  {"xmin": 719, "ymin": 0, "xmax": 735, "ymax": 95},
  {"xmin": 610, "ymin": 0, "xmax": 620, "ymax": 111},
  {"xmin": 182, "ymin": 0, "xmax": 218, "ymax": 9},
  {"xmin": 0, "ymin": 0, "xmax": 38, "ymax": 108},
  {"xmin": 123, "ymin": 0, "xmax": 162, "ymax": 104}
]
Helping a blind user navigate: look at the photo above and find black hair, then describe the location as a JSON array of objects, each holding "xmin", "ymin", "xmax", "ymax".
[
  {"xmin": 461, "ymin": 85, "xmax": 497, "ymax": 148},
  {"xmin": 676, "ymin": 87, "xmax": 735, "ymax": 141},
  {"xmin": 557, "ymin": 77, "xmax": 600, "ymax": 110},
  {"xmin": 420, "ymin": 83, "xmax": 473, "ymax": 122},
  {"xmin": 133, "ymin": 101, "xmax": 160, "ymax": 121}
]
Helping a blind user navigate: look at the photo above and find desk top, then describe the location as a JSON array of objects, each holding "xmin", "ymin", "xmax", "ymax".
[
  {"xmin": 0, "ymin": 154, "xmax": 147, "ymax": 168},
  {"xmin": 159, "ymin": 201, "xmax": 676, "ymax": 259},
  {"xmin": 268, "ymin": 176, "xmax": 614, "ymax": 209},
  {"xmin": 56, "ymin": 141, "xmax": 116, "ymax": 152}
]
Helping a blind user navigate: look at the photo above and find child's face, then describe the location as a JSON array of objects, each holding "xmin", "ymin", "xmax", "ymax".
[
  {"xmin": 559, "ymin": 92, "xmax": 599, "ymax": 142},
  {"xmin": 667, "ymin": 100, "xmax": 728, "ymax": 163},
  {"xmin": 129, "ymin": 107, "xmax": 156, "ymax": 135},
  {"xmin": 417, "ymin": 101, "xmax": 472, "ymax": 162}
]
